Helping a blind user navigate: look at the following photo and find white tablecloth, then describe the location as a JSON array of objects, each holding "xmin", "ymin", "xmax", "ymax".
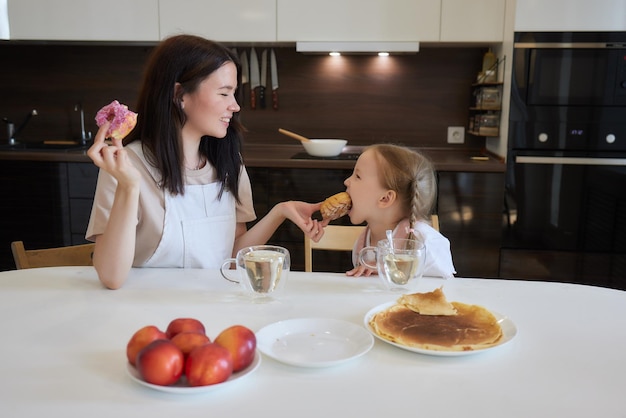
[{"xmin": 0, "ymin": 267, "xmax": 624, "ymax": 418}]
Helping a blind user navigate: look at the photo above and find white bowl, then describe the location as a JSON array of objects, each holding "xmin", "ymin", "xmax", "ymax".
[{"xmin": 302, "ymin": 139, "xmax": 348, "ymax": 157}]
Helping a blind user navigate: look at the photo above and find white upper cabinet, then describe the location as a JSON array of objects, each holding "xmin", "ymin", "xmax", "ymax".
[
  {"xmin": 515, "ymin": 0, "xmax": 626, "ymax": 31},
  {"xmin": 7, "ymin": 0, "xmax": 512, "ymax": 43},
  {"xmin": 159, "ymin": 0, "xmax": 276, "ymax": 42},
  {"xmin": 440, "ymin": 0, "xmax": 505, "ymax": 42},
  {"xmin": 277, "ymin": 0, "xmax": 441, "ymax": 42},
  {"xmin": 7, "ymin": 0, "xmax": 159, "ymax": 41}
]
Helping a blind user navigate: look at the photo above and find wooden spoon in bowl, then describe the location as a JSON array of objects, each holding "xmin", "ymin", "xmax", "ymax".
[{"xmin": 278, "ymin": 128, "xmax": 311, "ymax": 143}]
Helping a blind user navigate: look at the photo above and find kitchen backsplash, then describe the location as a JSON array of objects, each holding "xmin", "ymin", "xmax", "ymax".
[{"xmin": 0, "ymin": 42, "xmax": 486, "ymax": 149}]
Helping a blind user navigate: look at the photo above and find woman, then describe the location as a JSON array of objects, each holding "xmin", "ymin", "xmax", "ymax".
[{"xmin": 86, "ymin": 35, "xmax": 324, "ymax": 289}]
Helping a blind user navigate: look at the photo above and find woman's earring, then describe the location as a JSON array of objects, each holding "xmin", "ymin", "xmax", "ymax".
[{"xmin": 180, "ymin": 102, "xmax": 185, "ymax": 110}]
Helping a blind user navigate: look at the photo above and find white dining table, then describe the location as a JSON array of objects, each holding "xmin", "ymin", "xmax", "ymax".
[{"xmin": 0, "ymin": 266, "xmax": 624, "ymax": 418}]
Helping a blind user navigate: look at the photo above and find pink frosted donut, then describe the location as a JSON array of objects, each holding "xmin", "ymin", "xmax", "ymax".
[{"xmin": 95, "ymin": 100, "xmax": 137, "ymax": 140}]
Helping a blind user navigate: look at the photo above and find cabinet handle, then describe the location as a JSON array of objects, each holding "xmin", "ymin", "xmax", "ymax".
[{"xmin": 516, "ymin": 156, "xmax": 626, "ymax": 166}]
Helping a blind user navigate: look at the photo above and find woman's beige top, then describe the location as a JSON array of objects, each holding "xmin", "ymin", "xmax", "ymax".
[{"xmin": 85, "ymin": 142, "xmax": 256, "ymax": 265}]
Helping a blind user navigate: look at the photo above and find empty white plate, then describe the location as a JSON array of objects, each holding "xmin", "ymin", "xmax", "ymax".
[{"xmin": 256, "ymin": 318, "xmax": 374, "ymax": 368}]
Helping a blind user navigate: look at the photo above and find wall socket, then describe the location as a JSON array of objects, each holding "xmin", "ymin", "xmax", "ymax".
[{"xmin": 447, "ymin": 126, "xmax": 465, "ymax": 144}]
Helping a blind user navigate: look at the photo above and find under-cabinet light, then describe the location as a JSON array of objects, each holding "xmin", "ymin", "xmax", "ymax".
[{"xmin": 296, "ymin": 41, "xmax": 419, "ymax": 54}]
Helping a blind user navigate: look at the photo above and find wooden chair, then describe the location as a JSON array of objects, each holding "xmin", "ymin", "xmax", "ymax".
[
  {"xmin": 303, "ymin": 215, "xmax": 440, "ymax": 272},
  {"xmin": 431, "ymin": 214, "xmax": 440, "ymax": 231},
  {"xmin": 11, "ymin": 241, "xmax": 95, "ymax": 270},
  {"xmin": 304, "ymin": 225, "xmax": 366, "ymax": 272}
]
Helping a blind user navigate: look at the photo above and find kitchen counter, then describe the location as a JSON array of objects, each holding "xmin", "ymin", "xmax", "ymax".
[
  {"xmin": 0, "ymin": 144, "xmax": 505, "ymax": 173},
  {"xmin": 244, "ymin": 145, "xmax": 504, "ymax": 172},
  {"xmin": 0, "ymin": 145, "xmax": 92, "ymax": 163}
]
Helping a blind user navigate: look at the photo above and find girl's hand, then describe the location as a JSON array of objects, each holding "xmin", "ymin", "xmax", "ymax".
[
  {"xmin": 346, "ymin": 264, "xmax": 377, "ymax": 277},
  {"xmin": 87, "ymin": 122, "xmax": 141, "ymax": 187}
]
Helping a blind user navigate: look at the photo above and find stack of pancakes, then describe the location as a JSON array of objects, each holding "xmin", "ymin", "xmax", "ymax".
[{"xmin": 369, "ymin": 287, "xmax": 503, "ymax": 352}]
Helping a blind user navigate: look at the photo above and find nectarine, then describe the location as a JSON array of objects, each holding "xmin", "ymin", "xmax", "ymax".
[
  {"xmin": 166, "ymin": 317, "xmax": 206, "ymax": 339},
  {"xmin": 126, "ymin": 325, "xmax": 167, "ymax": 366},
  {"xmin": 136, "ymin": 339, "xmax": 184, "ymax": 386},
  {"xmin": 214, "ymin": 325, "xmax": 256, "ymax": 372},
  {"xmin": 185, "ymin": 343, "xmax": 233, "ymax": 386},
  {"xmin": 170, "ymin": 332, "xmax": 211, "ymax": 358}
]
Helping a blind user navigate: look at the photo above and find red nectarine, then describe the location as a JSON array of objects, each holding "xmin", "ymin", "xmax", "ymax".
[
  {"xmin": 126, "ymin": 325, "xmax": 167, "ymax": 366},
  {"xmin": 185, "ymin": 343, "xmax": 233, "ymax": 386},
  {"xmin": 170, "ymin": 332, "xmax": 211, "ymax": 358},
  {"xmin": 136, "ymin": 339, "xmax": 184, "ymax": 386},
  {"xmin": 166, "ymin": 318, "xmax": 206, "ymax": 339},
  {"xmin": 214, "ymin": 325, "xmax": 257, "ymax": 372}
]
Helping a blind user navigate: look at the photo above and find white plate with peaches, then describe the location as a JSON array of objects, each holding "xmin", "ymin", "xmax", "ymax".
[
  {"xmin": 126, "ymin": 350, "xmax": 261, "ymax": 394},
  {"xmin": 125, "ymin": 319, "xmax": 261, "ymax": 394}
]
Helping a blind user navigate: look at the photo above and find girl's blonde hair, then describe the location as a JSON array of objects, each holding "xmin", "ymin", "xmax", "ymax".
[{"xmin": 368, "ymin": 144, "xmax": 437, "ymax": 230}]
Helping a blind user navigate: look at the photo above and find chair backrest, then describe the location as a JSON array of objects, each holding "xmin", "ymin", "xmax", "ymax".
[
  {"xmin": 304, "ymin": 225, "xmax": 366, "ymax": 272},
  {"xmin": 431, "ymin": 214, "xmax": 440, "ymax": 232},
  {"xmin": 303, "ymin": 215, "xmax": 440, "ymax": 272},
  {"xmin": 11, "ymin": 241, "xmax": 95, "ymax": 269}
]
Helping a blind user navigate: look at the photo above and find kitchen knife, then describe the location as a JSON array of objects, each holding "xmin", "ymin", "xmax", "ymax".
[
  {"xmin": 259, "ymin": 49, "xmax": 268, "ymax": 108},
  {"xmin": 249, "ymin": 48, "xmax": 260, "ymax": 110},
  {"xmin": 270, "ymin": 49, "xmax": 279, "ymax": 110},
  {"xmin": 239, "ymin": 50, "xmax": 249, "ymax": 108}
]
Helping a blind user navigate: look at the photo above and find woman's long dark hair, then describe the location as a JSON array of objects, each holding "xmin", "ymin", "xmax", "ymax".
[{"xmin": 125, "ymin": 34, "xmax": 244, "ymax": 201}]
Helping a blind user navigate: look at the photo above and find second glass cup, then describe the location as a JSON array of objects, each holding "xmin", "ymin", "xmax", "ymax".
[{"xmin": 359, "ymin": 238, "xmax": 426, "ymax": 291}]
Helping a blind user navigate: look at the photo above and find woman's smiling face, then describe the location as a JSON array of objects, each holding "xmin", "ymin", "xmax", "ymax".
[{"xmin": 180, "ymin": 61, "xmax": 241, "ymax": 140}]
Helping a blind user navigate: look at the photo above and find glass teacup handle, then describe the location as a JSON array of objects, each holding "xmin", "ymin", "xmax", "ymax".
[
  {"xmin": 358, "ymin": 246, "xmax": 377, "ymax": 269},
  {"xmin": 220, "ymin": 258, "xmax": 239, "ymax": 283}
]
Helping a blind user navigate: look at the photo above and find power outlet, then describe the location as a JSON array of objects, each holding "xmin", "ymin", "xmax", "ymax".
[{"xmin": 447, "ymin": 126, "xmax": 465, "ymax": 144}]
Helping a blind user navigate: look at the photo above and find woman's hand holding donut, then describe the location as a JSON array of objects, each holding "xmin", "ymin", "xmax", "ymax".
[
  {"xmin": 87, "ymin": 122, "xmax": 141, "ymax": 188},
  {"xmin": 279, "ymin": 201, "xmax": 329, "ymax": 242}
]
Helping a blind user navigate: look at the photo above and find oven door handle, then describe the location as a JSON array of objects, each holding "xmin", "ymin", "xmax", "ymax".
[{"xmin": 515, "ymin": 156, "xmax": 626, "ymax": 166}]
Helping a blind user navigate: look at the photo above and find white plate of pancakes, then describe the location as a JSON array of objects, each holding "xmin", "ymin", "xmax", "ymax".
[
  {"xmin": 364, "ymin": 301, "xmax": 517, "ymax": 357},
  {"xmin": 256, "ymin": 318, "xmax": 374, "ymax": 367}
]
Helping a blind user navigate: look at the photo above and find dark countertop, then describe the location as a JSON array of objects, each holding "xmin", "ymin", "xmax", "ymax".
[
  {"xmin": 0, "ymin": 144, "xmax": 505, "ymax": 173},
  {"xmin": 0, "ymin": 145, "xmax": 93, "ymax": 163},
  {"xmin": 242, "ymin": 145, "xmax": 505, "ymax": 172}
]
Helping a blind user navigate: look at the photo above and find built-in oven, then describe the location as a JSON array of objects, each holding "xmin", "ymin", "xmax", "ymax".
[
  {"xmin": 513, "ymin": 31, "xmax": 626, "ymax": 108},
  {"xmin": 501, "ymin": 32, "xmax": 626, "ymax": 290}
]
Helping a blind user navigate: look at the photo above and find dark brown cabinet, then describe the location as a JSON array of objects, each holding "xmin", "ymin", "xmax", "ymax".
[
  {"xmin": 0, "ymin": 161, "xmax": 97, "ymax": 270},
  {"xmin": 65, "ymin": 163, "xmax": 99, "ymax": 245},
  {"xmin": 0, "ymin": 161, "xmax": 66, "ymax": 270},
  {"xmin": 437, "ymin": 171, "xmax": 504, "ymax": 278}
]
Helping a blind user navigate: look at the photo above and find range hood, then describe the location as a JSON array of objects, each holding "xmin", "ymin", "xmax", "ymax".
[{"xmin": 296, "ymin": 41, "xmax": 420, "ymax": 54}]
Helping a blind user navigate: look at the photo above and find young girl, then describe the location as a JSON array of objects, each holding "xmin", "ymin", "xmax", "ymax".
[
  {"xmin": 85, "ymin": 35, "xmax": 324, "ymax": 289},
  {"xmin": 343, "ymin": 144, "xmax": 456, "ymax": 278}
]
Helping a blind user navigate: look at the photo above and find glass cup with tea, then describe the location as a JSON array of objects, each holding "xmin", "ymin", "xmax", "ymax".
[
  {"xmin": 359, "ymin": 238, "xmax": 426, "ymax": 292},
  {"xmin": 220, "ymin": 245, "xmax": 290, "ymax": 301}
]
